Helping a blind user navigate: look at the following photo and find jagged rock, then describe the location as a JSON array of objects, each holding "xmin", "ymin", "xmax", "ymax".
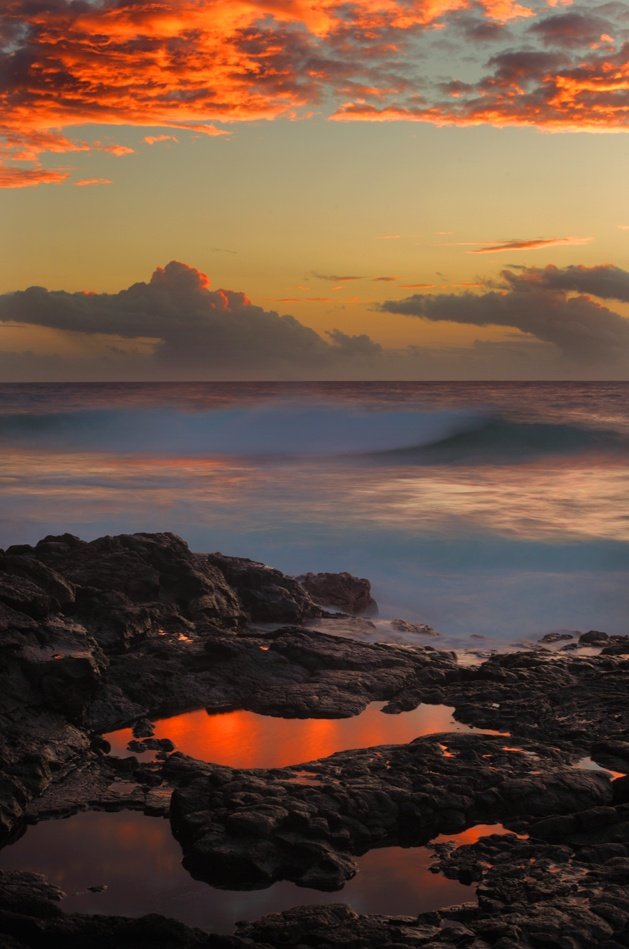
[
  {"xmin": 132, "ymin": 717, "xmax": 155, "ymax": 738},
  {"xmin": 391, "ymin": 618, "xmax": 439, "ymax": 637},
  {"xmin": 0, "ymin": 869, "xmax": 210, "ymax": 947},
  {"xmin": 168, "ymin": 734, "xmax": 610, "ymax": 891},
  {"xmin": 22, "ymin": 652, "xmax": 100, "ymax": 722},
  {"xmin": 295, "ymin": 571, "xmax": 377, "ymax": 615},
  {"xmin": 0, "ymin": 531, "xmax": 628, "ymax": 948},
  {"xmin": 16, "ymin": 532, "xmax": 245, "ymax": 650},
  {"xmin": 579, "ymin": 630, "xmax": 609, "ymax": 645},
  {"xmin": 441, "ymin": 650, "xmax": 629, "ymax": 747},
  {"xmin": 209, "ymin": 552, "xmax": 322, "ymax": 623},
  {"xmin": 601, "ymin": 637, "xmax": 629, "ymax": 656},
  {"xmin": 539, "ymin": 632, "xmax": 575, "ymax": 643},
  {"xmin": 88, "ymin": 625, "xmax": 458, "ymax": 729}
]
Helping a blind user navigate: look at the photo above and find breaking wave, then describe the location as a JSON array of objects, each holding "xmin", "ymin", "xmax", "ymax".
[{"xmin": 0, "ymin": 403, "xmax": 625, "ymax": 463}]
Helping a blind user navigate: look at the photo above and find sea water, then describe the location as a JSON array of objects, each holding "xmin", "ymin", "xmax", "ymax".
[{"xmin": 1, "ymin": 381, "xmax": 628, "ymax": 643}]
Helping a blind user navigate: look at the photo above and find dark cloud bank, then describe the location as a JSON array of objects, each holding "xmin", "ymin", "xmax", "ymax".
[
  {"xmin": 380, "ymin": 265, "xmax": 629, "ymax": 365},
  {"xmin": 0, "ymin": 261, "xmax": 628, "ymax": 380}
]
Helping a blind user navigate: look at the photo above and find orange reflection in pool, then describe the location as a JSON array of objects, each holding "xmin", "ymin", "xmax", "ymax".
[
  {"xmin": 104, "ymin": 702, "xmax": 502, "ymax": 768},
  {"xmin": 435, "ymin": 824, "xmax": 528, "ymax": 845},
  {"xmin": 0, "ymin": 811, "xmax": 472, "ymax": 933}
]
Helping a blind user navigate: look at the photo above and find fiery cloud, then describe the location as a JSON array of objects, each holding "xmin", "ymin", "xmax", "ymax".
[
  {"xmin": 470, "ymin": 236, "xmax": 593, "ymax": 253},
  {"xmin": 144, "ymin": 135, "xmax": 179, "ymax": 145},
  {"xmin": 0, "ymin": 165, "xmax": 69, "ymax": 188},
  {"xmin": 74, "ymin": 178, "xmax": 112, "ymax": 187},
  {"xmin": 1, "ymin": 0, "xmax": 627, "ymax": 185}
]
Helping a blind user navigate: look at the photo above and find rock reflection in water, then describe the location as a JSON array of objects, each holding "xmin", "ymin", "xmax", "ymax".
[
  {"xmin": 104, "ymin": 702, "xmax": 506, "ymax": 768},
  {"xmin": 0, "ymin": 811, "xmax": 472, "ymax": 933}
]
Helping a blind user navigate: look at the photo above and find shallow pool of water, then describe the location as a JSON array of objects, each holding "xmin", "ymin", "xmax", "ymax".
[
  {"xmin": 104, "ymin": 702, "xmax": 508, "ymax": 768},
  {"xmin": 0, "ymin": 810, "xmax": 475, "ymax": 932}
]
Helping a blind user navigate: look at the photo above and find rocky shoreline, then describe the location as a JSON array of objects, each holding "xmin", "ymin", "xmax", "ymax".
[{"xmin": 0, "ymin": 531, "xmax": 628, "ymax": 947}]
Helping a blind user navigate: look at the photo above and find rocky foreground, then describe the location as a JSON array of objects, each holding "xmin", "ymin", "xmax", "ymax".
[{"xmin": 0, "ymin": 531, "xmax": 628, "ymax": 948}]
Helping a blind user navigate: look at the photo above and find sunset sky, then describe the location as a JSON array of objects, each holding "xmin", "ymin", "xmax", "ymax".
[{"xmin": 0, "ymin": 0, "xmax": 628, "ymax": 379}]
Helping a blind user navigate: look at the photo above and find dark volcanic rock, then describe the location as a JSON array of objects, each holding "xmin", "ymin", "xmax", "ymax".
[
  {"xmin": 0, "ymin": 870, "xmax": 64, "ymax": 918},
  {"xmin": 0, "ymin": 870, "xmax": 210, "ymax": 948},
  {"xmin": 0, "ymin": 553, "xmax": 75, "ymax": 620},
  {"xmin": 601, "ymin": 637, "xmax": 629, "ymax": 656},
  {"xmin": 1, "ymin": 531, "xmax": 629, "ymax": 948},
  {"xmin": 208, "ymin": 552, "xmax": 322, "ymax": 623},
  {"xmin": 237, "ymin": 904, "xmax": 445, "ymax": 947},
  {"xmin": 539, "ymin": 631, "xmax": 574, "ymax": 643},
  {"xmin": 391, "ymin": 618, "xmax": 438, "ymax": 637},
  {"xmin": 15, "ymin": 532, "xmax": 245, "ymax": 650},
  {"xmin": 441, "ymin": 650, "xmax": 629, "ymax": 749},
  {"xmin": 580, "ymin": 630, "xmax": 609, "ymax": 645},
  {"xmin": 295, "ymin": 571, "xmax": 377, "ymax": 615},
  {"xmin": 88, "ymin": 625, "xmax": 458, "ymax": 729},
  {"xmin": 168, "ymin": 733, "xmax": 610, "ymax": 891}
]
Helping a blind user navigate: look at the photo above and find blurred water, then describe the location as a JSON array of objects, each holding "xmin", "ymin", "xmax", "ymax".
[{"xmin": 1, "ymin": 381, "xmax": 628, "ymax": 641}]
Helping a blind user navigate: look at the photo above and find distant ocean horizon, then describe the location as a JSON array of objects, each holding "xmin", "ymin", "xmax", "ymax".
[{"xmin": 1, "ymin": 380, "xmax": 628, "ymax": 647}]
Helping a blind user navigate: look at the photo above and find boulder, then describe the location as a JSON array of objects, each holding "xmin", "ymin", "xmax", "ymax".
[
  {"xmin": 296, "ymin": 571, "xmax": 377, "ymax": 615},
  {"xmin": 208, "ymin": 552, "xmax": 322, "ymax": 623}
]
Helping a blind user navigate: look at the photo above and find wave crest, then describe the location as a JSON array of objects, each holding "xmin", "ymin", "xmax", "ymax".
[{"xmin": 0, "ymin": 403, "xmax": 624, "ymax": 462}]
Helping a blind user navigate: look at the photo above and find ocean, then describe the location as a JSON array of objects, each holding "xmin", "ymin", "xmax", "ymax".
[{"xmin": 1, "ymin": 380, "xmax": 628, "ymax": 646}]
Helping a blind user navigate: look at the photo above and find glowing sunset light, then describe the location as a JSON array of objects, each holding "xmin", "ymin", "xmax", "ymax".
[
  {"xmin": 103, "ymin": 702, "xmax": 496, "ymax": 768},
  {"xmin": 435, "ymin": 824, "xmax": 529, "ymax": 845},
  {"xmin": 0, "ymin": 810, "xmax": 476, "ymax": 930},
  {"xmin": 0, "ymin": 0, "xmax": 626, "ymax": 375}
]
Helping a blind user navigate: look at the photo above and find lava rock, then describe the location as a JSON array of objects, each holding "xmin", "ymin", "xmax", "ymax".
[
  {"xmin": 295, "ymin": 571, "xmax": 378, "ymax": 615},
  {"xmin": 208, "ymin": 552, "xmax": 322, "ymax": 623}
]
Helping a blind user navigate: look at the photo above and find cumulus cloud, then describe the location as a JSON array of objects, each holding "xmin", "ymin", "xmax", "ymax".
[
  {"xmin": 2, "ymin": 261, "xmax": 628, "ymax": 380},
  {"xmin": 0, "ymin": 261, "xmax": 387, "ymax": 376},
  {"xmin": 1, "ymin": 0, "xmax": 627, "ymax": 185},
  {"xmin": 379, "ymin": 264, "xmax": 629, "ymax": 364},
  {"xmin": 503, "ymin": 264, "xmax": 629, "ymax": 302}
]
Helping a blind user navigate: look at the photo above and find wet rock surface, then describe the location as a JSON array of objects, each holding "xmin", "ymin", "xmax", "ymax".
[
  {"xmin": 0, "ymin": 531, "xmax": 628, "ymax": 947},
  {"xmin": 167, "ymin": 735, "xmax": 609, "ymax": 890},
  {"xmin": 207, "ymin": 552, "xmax": 322, "ymax": 624},
  {"xmin": 440, "ymin": 650, "xmax": 629, "ymax": 748},
  {"xmin": 295, "ymin": 571, "xmax": 377, "ymax": 615}
]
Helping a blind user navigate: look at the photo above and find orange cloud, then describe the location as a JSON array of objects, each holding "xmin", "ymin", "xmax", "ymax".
[
  {"xmin": 469, "ymin": 236, "xmax": 593, "ymax": 253},
  {"xmin": 1, "ymin": 0, "xmax": 626, "ymax": 187},
  {"xmin": 332, "ymin": 42, "xmax": 629, "ymax": 131},
  {"xmin": 74, "ymin": 178, "xmax": 112, "ymax": 187},
  {"xmin": 144, "ymin": 135, "xmax": 178, "ymax": 145},
  {"xmin": 0, "ymin": 166, "xmax": 69, "ymax": 188}
]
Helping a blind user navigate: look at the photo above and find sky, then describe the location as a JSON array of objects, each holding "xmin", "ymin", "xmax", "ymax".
[{"xmin": 0, "ymin": 0, "xmax": 628, "ymax": 380}]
